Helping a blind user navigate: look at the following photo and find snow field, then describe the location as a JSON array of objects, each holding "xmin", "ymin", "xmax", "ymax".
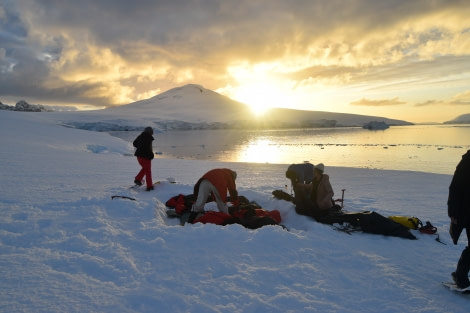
[{"xmin": 0, "ymin": 110, "xmax": 468, "ymax": 313}]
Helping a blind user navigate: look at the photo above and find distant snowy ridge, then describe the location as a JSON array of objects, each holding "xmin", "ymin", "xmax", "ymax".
[
  {"xmin": 0, "ymin": 100, "xmax": 52, "ymax": 112},
  {"xmin": 444, "ymin": 113, "xmax": 470, "ymax": 124},
  {"xmin": 258, "ymin": 108, "xmax": 409, "ymax": 128},
  {"xmin": 3, "ymin": 84, "xmax": 412, "ymax": 132}
]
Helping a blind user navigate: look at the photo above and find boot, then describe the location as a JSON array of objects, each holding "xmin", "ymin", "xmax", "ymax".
[{"xmin": 454, "ymin": 246, "xmax": 470, "ymax": 289}]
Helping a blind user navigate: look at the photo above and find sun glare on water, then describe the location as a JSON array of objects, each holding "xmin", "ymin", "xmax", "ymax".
[{"xmin": 237, "ymin": 138, "xmax": 282, "ymax": 163}]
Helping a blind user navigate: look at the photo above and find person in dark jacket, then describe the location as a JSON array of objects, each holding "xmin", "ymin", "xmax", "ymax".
[
  {"xmin": 133, "ymin": 127, "xmax": 155, "ymax": 191},
  {"xmin": 286, "ymin": 163, "xmax": 313, "ymax": 215},
  {"xmin": 448, "ymin": 150, "xmax": 470, "ymax": 289},
  {"xmin": 192, "ymin": 168, "xmax": 239, "ymax": 213}
]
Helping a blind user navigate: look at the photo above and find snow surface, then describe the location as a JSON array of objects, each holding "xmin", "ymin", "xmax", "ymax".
[{"xmin": 0, "ymin": 110, "xmax": 468, "ymax": 313}]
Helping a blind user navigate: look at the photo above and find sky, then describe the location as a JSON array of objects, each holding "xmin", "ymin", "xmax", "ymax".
[{"xmin": 0, "ymin": 0, "xmax": 469, "ymax": 123}]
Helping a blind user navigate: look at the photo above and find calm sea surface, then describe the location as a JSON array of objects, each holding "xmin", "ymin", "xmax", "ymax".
[{"xmin": 110, "ymin": 124, "xmax": 470, "ymax": 175}]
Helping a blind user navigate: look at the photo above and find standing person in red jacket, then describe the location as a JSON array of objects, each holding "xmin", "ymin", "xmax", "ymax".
[
  {"xmin": 192, "ymin": 168, "xmax": 239, "ymax": 213},
  {"xmin": 133, "ymin": 127, "xmax": 155, "ymax": 191}
]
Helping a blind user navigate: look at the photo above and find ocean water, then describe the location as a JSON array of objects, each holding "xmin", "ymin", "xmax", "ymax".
[{"xmin": 110, "ymin": 124, "xmax": 470, "ymax": 175}]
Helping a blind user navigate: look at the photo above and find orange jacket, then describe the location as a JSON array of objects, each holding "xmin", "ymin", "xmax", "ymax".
[{"xmin": 194, "ymin": 168, "xmax": 238, "ymax": 204}]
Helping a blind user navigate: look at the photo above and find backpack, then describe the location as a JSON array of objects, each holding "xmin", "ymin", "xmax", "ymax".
[
  {"xmin": 285, "ymin": 163, "xmax": 314, "ymax": 212},
  {"xmin": 224, "ymin": 204, "xmax": 281, "ymax": 229},
  {"xmin": 133, "ymin": 135, "xmax": 142, "ymax": 148},
  {"xmin": 272, "ymin": 190, "xmax": 294, "ymax": 202},
  {"xmin": 388, "ymin": 216, "xmax": 422, "ymax": 230},
  {"xmin": 315, "ymin": 211, "xmax": 417, "ymax": 240},
  {"xmin": 342, "ymin": 211, "xmax": 417, "ymax": 239},
  {"xmin": 286, "ymin": 163, "xmax": 314, "ymax": 184},
  {"xmin": 165, "ymin": 194, "xmax": 196, "ymax": 215}
]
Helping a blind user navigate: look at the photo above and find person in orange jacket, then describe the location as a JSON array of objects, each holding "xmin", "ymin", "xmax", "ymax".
[{"xmin": 192, "ymin": 168, "xmax": 239, "ymax": 214}]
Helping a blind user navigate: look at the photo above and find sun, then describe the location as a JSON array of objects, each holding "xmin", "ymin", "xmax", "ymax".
[
  {"xmin": 223, "ymin": 62, "xmax": 295, "ymax": 115},
  {"xmin": 232, "ymin": 83, "xmax": 291, "ymax": 116}
]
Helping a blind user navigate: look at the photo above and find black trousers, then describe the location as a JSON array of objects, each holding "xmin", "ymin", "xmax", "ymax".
[{"xmin": 456, "ymin": 228, "xmax": 470, "ymax": 285}]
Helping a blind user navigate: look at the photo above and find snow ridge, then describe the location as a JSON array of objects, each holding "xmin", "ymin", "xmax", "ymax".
[{"xmin": 44, "ymin": 84, "xmax": 412, "ymax": 132}]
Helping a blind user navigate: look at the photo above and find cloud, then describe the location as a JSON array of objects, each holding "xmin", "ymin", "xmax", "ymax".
[
  {"xmin": 450, "ymin": 90, "xmax": 470, "ymax": 105},
  {"xmin": 414, "ymin": 90, "xmax": 470, "ymax": 107},
  {"xmin": 1, "ymin": 0, "xmax": 469, "ymax": 109},
  {"xmin": 350, "ymin": 97, "xmax": 405, "ymax": 106},
  {"xmin": 414, "ymin": 100, "xmax": 443, "ymax": 107}
]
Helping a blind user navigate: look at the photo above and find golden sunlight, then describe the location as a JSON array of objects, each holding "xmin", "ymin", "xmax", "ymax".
[
  {"xmin": 233, "ymin": 82, "xmax": 291, "ymax": 115},
  {"xmin": 227, "ymin": 62, "xmax": 293, "ymax": 115},
  {"xmin": 237, "ymin": 139, "xmax": 282, "ymax": 163}
]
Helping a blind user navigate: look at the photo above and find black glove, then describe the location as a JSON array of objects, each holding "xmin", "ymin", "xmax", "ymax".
[{"xmin": 449, "ymin": 222, "xmax": 464, "ymax": 245}]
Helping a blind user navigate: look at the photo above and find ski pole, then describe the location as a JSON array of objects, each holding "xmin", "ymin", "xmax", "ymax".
[{"xmin": 341, "ymin": 189, "xmax": 345, "ymax": 208}]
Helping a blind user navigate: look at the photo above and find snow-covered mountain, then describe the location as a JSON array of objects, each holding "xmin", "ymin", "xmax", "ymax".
[
  {"xmin": 108, "ymin": 84, "xmax": 252, "ymax": 123},
  {"xmin": 34, "ymin": 84, "xmax": 412, "ymax": 132},
  {"xmin": 444, "ymin": 113, "xmax": 470, "ymax": 124},
  {"xmin": 257, "ymin": 108, "xmax": 410, "ymax": 128},
  {"xmin": 105, "ymin": 84, "xmax": 411, "ymax": 130}
]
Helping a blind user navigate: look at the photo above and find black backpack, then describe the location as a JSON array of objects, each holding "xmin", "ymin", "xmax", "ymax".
[{"xmin": 285, "ymin": 163, "xmax": 314, "ymax": 184}]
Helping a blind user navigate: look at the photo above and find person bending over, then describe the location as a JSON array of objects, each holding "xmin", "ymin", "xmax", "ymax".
[{"xmin": 192, "ymin": 168, "xmax": 239, "ymax": 214}]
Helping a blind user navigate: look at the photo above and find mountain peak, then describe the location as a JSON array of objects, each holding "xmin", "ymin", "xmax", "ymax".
[
  {"xmin": 150, "ymin": 84, "xmax": 207, "ymax": 99},
  {"xmin": 109, "ymin": 84, "xmax": 251, "ymax": 123}
]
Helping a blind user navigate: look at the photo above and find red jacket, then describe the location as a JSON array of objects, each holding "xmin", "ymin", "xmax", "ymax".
[
  {"xmin": 194, "ymin": 168, "xmax": 238, "ymax": 204},
  {"xmin": 193, "ymin": 209, "xmax": 282, "ymax": 225}
]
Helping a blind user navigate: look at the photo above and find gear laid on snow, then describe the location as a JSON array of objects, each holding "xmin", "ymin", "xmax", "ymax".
[{"xmin": 419, "ymin": 221, "xmax": 437, "ymax": 234}]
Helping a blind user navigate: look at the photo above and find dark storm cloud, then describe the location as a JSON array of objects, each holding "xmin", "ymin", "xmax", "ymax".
[
  {"xmin": 0, "ymin": 0, "xmax": 28, "ymax": 72},
  {"xmin": 17, "ymin": 0, "xmax": 464, "ymax": 60}
]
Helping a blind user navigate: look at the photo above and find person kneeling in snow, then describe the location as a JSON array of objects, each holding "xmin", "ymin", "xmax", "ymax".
[
  {"xmin": 192, "ymin": 168, "xmax": 239, "ymax": 214},
  {"xmin": 295, "ymin": 163, "xmax": 337, "ymax": 219}
]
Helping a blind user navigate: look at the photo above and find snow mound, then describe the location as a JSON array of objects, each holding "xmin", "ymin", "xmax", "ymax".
[{"xmin": 86, "ymin": 144, "xmax": 110, "ymax": 154}]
